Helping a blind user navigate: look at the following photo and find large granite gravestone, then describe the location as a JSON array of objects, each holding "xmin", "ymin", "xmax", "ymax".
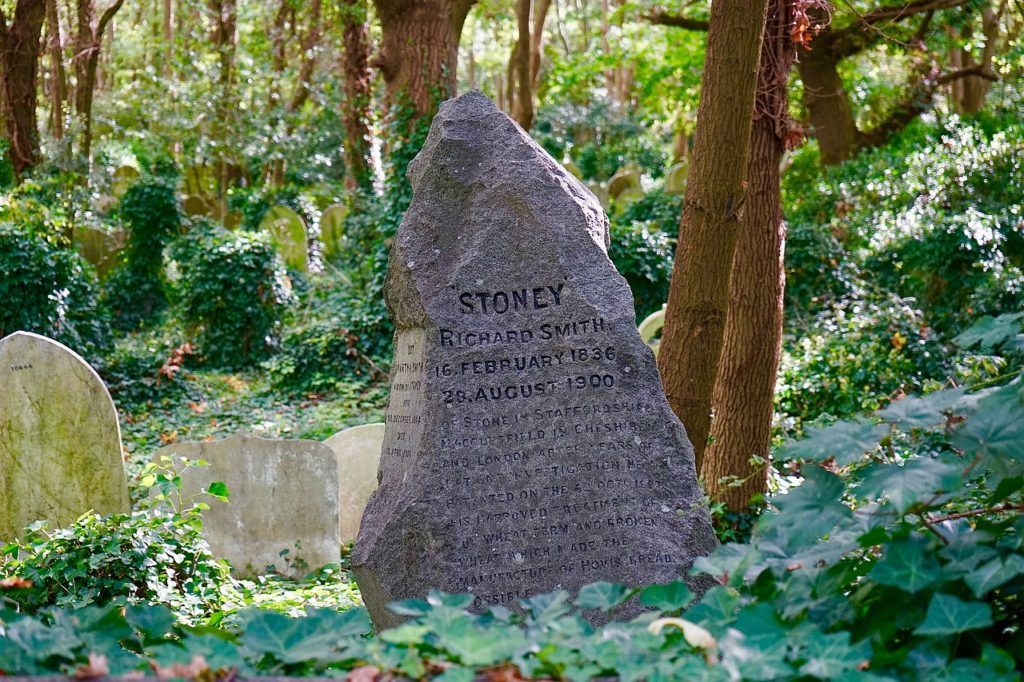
[
  {"xmin": 324, "ymin": 423, "xmax": 386, "ymax": 543},
  {"xmin": 154, "ymin": 433, "xmax": 339, "ymax": 577},
  {"xmin": 353, "ymin": 92, "xmax": 717, "ymax": 628},
  {"xmin": 0, "ymin": 332, "xmax": 129, "ymax": 540}
]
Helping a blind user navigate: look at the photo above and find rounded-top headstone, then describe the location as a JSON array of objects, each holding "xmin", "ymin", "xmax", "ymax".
[
  {"xmin": 112, "ymin": 165, "xmax": 140, "ymax": 198},
  {"xmin": 665, "ymin": 161, "xmax": 688, "ymax": 195},
  {"xmin": 319, "ymin": 203, "xmax": 349, "ymax": 262},
  {"xmin": 0, "ymin": 332, "xmax": 129, "ymax": 540},
  {"xmin": 260, "ymin": 205, "xmax": 308, "ymax": 272},
  {"xmin": 182, "ymin": 194, "xmax": 210, "ymax": 217},
  {"xmin": 324, "ymin": 423, "xmax": 386, "ymax": 543},
  {"xmin": 607, "ymin": 166, "xmax": 641, "ymax": 199},
  {"xmin": 73, "ymin": 225, "xmax": 127, "ymax": 278},
  {"xmin": 353, "ymin": 91, "xmax": 716, "ymax": 629},
  {"xmin": 563, "ymin": 161, "xmax": 583, "ymax": 180},
  {"xmin": 154, "ymin": 432, "xmax": 340, "ymax": 577}
]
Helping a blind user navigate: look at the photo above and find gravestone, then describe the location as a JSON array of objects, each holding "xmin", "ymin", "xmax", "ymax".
[
  {"xmin": 0, "ymin": 332, "xmax": 129, "ymax": 540},
  {"xmin": 182, "ymin": 195, "xmax": 210, "ymax": 217},
  {"xmin": 664, "ymin": 161, "xmax": 688, "ymax": 195},
  {"xmin": 320, "ymin": 203, "xmax": 349, "ymax": 261},
  {"xmin": 324, "ymin": 423, "xmax": 386, "ymax": 543},
  {"xmin": 353, "ymin": 92, "xmax": 717, "ymax": 628},
  {"xmin": 73, "ymin": 225, "xmax": 126, "ymax": 277},
  {"xmin": 607, "ymin": 166, "xmax": 641, "ymax": 199},
  {"xmin": 154, "ymin": 433, "xmax": 340, "ymax": 577},
  {"xmin": 260, "ymin": 205, "xmax": 308, "ymax": 272},
  {"xmin": 112, "ymin": 165, "xmax": 140, "ymax": 198}
]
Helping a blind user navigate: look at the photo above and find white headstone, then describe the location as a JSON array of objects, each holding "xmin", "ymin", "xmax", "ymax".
[
  {"xmin": 154, "ymin": 433, "xmax": 340, "ymax": 577},
  {"xmin": 260, "ymin": 206, "xmax": 308, "ymax": 272},
  {"xmin": 324, "ymin": 423, "xmax": 386, "ymax": 543},
  {"xmin": 0, "ymin": 332, "xmax": 129, "ymax": 540},
  {"xmin": 319, "ymin": 204, "xmax": 348, "ymax": 261}
]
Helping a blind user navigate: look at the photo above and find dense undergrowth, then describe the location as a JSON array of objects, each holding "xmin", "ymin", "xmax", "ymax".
[{"xmin": 2, "ymin": 103, "xmax": 1024, "ymax": 679}]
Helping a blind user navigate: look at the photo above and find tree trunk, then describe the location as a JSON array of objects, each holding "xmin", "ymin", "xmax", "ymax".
[
  {"xmin": 209, "ymin": 0, "xmax": 237, "ymax": 218},
  {"xmin": 512, "ymin": 0, "xmax": 533, "ymax": 127},
  {"xmin": 162, "ymin": 0, "xmax": 173, "ymax": 76},
  {"xmin": 797, "ymin": 51, "xmax": 859, "ymax": 166},
  {"xmin": 703, "ymin": 0, "xmax": 791, "ymax": 510},
  {"xmin": 0, "ymin": 0, "xmax": 47, "ymax": 178},
  {"xmin": 373, "ymin": 0, "xmax": 476, "ymax": 117},
  {"xmin": 341, "ymin": 0, "xmax": 373, "ymax": 191},
  {"xmin": 73, "ymin": 0, "xmax": 126, "ymax": 160},
  {"xmin": 951, "ymin": 2, "xmax": 1004, "ymax": 114},
  {"xmin": 529, "ymin": 0, "xmax": 550, "ymax": 87},
  {"xmin": 657, "ymin": 0, "xmax": 768, "ymax": 470},
  {"xmin": 287, "ymin": 0, "xmax": 323, "ymax": 113},
  {"xmin": 46, "ymin": 0, "xmax": 66, "ymax": 141}
]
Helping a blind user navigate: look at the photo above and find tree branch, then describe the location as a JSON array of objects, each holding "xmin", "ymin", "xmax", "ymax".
[
  {"xmin": 96, "ymin": 0, "xmax": 126, "ymax": 39},
  {"xmin": 825, "ymin": 0, "xmax": 971, "ymax": 58},
  {"xmin": 642, "ymin": 9, "xmax": 709, "ymax": 31}
]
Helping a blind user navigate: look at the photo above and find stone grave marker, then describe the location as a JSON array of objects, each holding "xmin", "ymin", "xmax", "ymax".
[
  {"xmin": 324, "ymin": 423, "xmax": 386, "ymax": 543},
  {"xmin": 260, "ymin": 205, "xmax": 308, "ymax": 272},
  {"xmin": 0, "ymin": 332, "xmax": 129, "ymax": 540},
  {"xmin": 182, "ymin": 195, "xmax": 210, "ymax": 217},
  {"xmin": 353, "ymin": 92, "xmax": 717, "ymax": 628},
  {"xmin": 112, "ymin": 165, "xmax": 140, "ymax": 198},
  {"xmin": 607, "ymin": 166, "xmax": 641, "ymax": 199},
  {"xmin": 155, "ymin": 433, "xmax": 340, "ymax": 577},
  {"xmin": 320, "ymin": 203, "xmax": 349, "ymax": 261},
  {"xmin": 664, "ymin": 161, "xmax": 688, "ymax": 195},
  {"xmin": 73, "ymin": 225, "xmax": 126, "ymax": 277}
]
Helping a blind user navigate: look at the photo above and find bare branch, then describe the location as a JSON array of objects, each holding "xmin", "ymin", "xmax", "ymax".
[
  {"xmin": 96, "ymin": 0, "xmax": 126, "ymax": 39},
  {"xmin": 642, "ymin": 9, "xmax": 709, "ymax": 31},
  {"xmin": 826, "ymin": 0, "xmax": 972, "ymax": 57}
]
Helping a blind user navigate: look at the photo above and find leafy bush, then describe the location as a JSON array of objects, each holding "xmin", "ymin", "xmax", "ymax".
[
  {"xmin": 104, "ymin": 179, "xmax": 181, "ymax": 329},
  {"xmin": 777, "ymin": 290, "xmax": 946, "ymax": 425},
  {"xmin": 3, "ymin": 369, "xmax": 1022, "ymax": 679},
  {"xmin": 0, "ymin": 459, "xmax": 234, "ymax": 624},
  {"xmin": 0, "ymin": 223, "xmax": 109, "ymax": 356},
  {"xmin": 172, "ymin": 224, "xmax": 294, "ymax": 368}
]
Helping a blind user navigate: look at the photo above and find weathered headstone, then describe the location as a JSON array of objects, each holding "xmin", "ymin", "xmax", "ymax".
[
  {"xmin": 73, "ymin": 225, "xmax": 127, "ymax": 277},
  {"xmin": 324, "ymin": 423, "xmax": 386, "ymax": 543},
  {"xmin": 613, "ymin": 186, "xmax": 644, "ymax": 212},
  {"xmin": 607, "ymin": 166, "xmax": 641, "ymax": 199},
  {"xmin": 0, "ymin": 332, "xmax": 129, "ymax": 540},
  {"xmin": 182, "ymin": 195, "xmax": 210, "ymax": 217},
  {"xmin": 353, "ymin": 92, "xmax": 717, "ymax": 628},
  {"xmin": 319, "ymin": 203, "xmax": 349, "ymax": 261},
  {"xmin": 155, "ymin": 433, "xmax": 340, "ymax": 577},
  {"xmin": 112, "ymin": 165, "xmax": 140, "ymax": 198},
  {"xmin": 260, "ymin": 205, "xmax": 308, "ymax": 272},
  {"xmin": 664, "ymin": 161, "xmax": 688, "ymax": 195}
]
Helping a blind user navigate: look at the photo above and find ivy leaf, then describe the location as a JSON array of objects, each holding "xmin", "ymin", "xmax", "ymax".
[
  {"xmin": 869, "ymin": 536, "xmax": 942, "ymax": 594},
  {"xmin": 951, "ymin": 388, "xmax": 1024, "ymax": 469},
  {"xmin": 434, "ymin": 621, "xmax": 527, "ymax": 667},
  {"xmin": 953, "ymin": 313, "xmax": 1024, "ymax": 351},
  {"xmin": 760, "ymin": 467, "xmax": 853, "ymax": 551},
  {"xmin": 778, "ymin": 419, "xmax": 887, "ymax": 466},
  {"xmin": 574, "ymin": 582, "xmax": 633, "ymax": 611},
  {"xmin": 859, "ymin": 458, "xmax": 963, "ymax": 513},
  {"xmin": 639, "ymin": 581, "xmax": 693, "ymax": 612},
  {"xmin": 878, "ymin": 388, "xmax": 966, "ymax": 430},
  {"xmin": 126, "ymin": 604, "xmax": 175, "ymax": 640},
  {"xmin": 798, "ymin": 631, "xmax": 871, "ymax": 679},
  {"xmin": 206, "ymin": 481, "xmax": 229, "ymax": 501},
  {"xmin": 685, "ymin": 586, "xmax": 740, "ymax": 629},
  {"xmin": 964, "ymin": 555, "xmax": 1024, "ymax": 598},
  {"xmin": 239, "ymin": 610, "xmax": 357, "ymax": 663},
  {"xmin": 915, "ymin": 594, "xmax": 993, "ymax": 636}
]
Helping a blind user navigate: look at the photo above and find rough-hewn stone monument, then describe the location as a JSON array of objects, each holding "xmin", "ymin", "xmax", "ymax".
[
  {"xmin": 155, "ymin": 433, "xmax": 339, "ymax": 577},
  {"xmin": 0, "ymin": 331, "xmax": 129, "ymax": 540},
  {"xmin": 324, "ymin": 423, "xmax": 386, "ymax": 543},
  {"xmin": 353, "ymin": 92, "xmax": 717, "ymax": 628}
]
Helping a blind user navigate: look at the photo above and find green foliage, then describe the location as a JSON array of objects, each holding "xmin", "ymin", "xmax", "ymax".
[
  {"xmin": 607, "ymin": 218, "xmax": 675, "ymax": 320},
  {"xmin": 172, "ymin": 224, "xmax": 295, "ymax": 368},
  {"xmin": 0, "ymin": 223, "xmax": 109, "ymax": 356},
  {"xmin": 777, "ymin": 291, "xmax": 946, "ymax": 424},
  {"xmin": 104, "ymin": 179, "xmax": 182, "ymax": 329},
  {"xmin": 0, "ymin": 459, "xmax": 234, "ymax": 624}
]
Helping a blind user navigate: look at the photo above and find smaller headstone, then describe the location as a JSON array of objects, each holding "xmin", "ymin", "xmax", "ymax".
[
  {"xmin": 183, "ymin": 165, "xmax": 214, "ymax": 198},
  {"xmin": 224, "ymin": 211, "xmax": 244, "ymax": 229},
  {"xmin": 73, "ymin": 225, "xmax": 126, "ymax": 277},
  {"xmin": 325, "ymin": 423, "xmax": 386, "ymax": 543},
  {"xmin": 154, "ymin": 433, "xmax": 340, "ymax": 577},
  {"xmin": 0, "ymin": 332, "xmax": 129, "ymax": 540},
  {"xmin": 613, "ymin": 186, "xmax": 644, "ymax": 212},
  {"xmin": 182, "ymin": 195, "xmax": 210, "ymax": 217},
  {"xmin": 637, "ymin": 307, "xmax": 666, "ymax": 357},
  {"xmin": 319, "ymin": 203, "xmax": 349, "ymax": 261},
  {"xmin": 563, "ymin": 161, "xmax": 583, "ymax": 180},
  {"xmin": 112, "ymin": 165, "xmax": 140, "ymax": 198},
  {"xmin": 260, "ymin": 205, "xmax": 308, "ymax": 272},
  {"xmin": 665, "ymin": 161, "xmax": 688, "ymax": 195},
  {"xmin": 587, "ymin": 181, "xmax": 610, "ymax": 209},
  {"xmin": 607, "ymin": 167, "xmax": 641, "ymax": 199}
]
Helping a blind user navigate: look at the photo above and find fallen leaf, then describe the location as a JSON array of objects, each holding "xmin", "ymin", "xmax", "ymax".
[
  {"xmin": 346, "ymin": 666, "xmax": 381, "ymax": 682},
  {"xmin": 74, "ymin": 653, "xmax": 110, "ymax": 679},
  {"xmin": 159, "ymin": 430, "xmax": 179, "ymax": 445},
  {"xmin": 150, "ymin": 655, "xmax": 210, "ymax": 680},
  {"xmin": 188, "ymin": 401, "xmax": 208, "ymax": 414},
  {"xmin": 0, "ymin": 576, "xmax": 33, "ymax": 589}
]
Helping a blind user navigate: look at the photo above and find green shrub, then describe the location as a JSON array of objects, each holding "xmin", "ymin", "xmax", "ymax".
[
  {"xmin": 0, "ymin": 459, "xmax": 234, "ymax": 624},
  {"xmin": 608, "ymin": 220, "xmax": 674, "ymax": 321},
  {"xmin": 0, "ymin": 224, "xmax": 108, "ymax": 356},
  {"xmin": 172, "ymin": 225, "xmax": 294, "ymax": 367},
  {"xmin": 777, "ymin": 290, "xmax": 946, "ymax": 425},
  {"xmin": 104, "ymin": 179, "xmax": 181, "ymax": 329}
]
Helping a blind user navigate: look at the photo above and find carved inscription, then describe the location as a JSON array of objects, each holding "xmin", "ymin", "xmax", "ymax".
[{"xmin": 412, "ymin": 280, "xmax": 683, "ymax": 607}]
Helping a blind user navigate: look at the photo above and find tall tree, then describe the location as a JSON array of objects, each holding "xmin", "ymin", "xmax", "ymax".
[
  {"xmin": 703, "ymin": 0, "xmax": 795, "ymax": 509},
  {"xmin": 657, "ymin": 0, "xmax": 768, "ymax": 469},
  {"xmin": 208, "ymin": 0, "xmax": 237, "ymax": 215},
  {"xmin": 372, "ymin": 0, "xmax": 476, "ymax": 118},
  {"xmin": 340, "ymin": 0, "xmax": 373, "ymax": 191},
  {"xmin": 46, "ymin": 0, "xmax": 66, "ymax": 141},
  {"xmin": 508, "ymin": 0, "xmax": 552, "ymax": 128},
  {"xmin": 0, "ymin": 0, "xmax": 47, "ymax": 178},
  {"xmin": 72, "ymin": 0, "xmax": 126, "ymax": 159},
  {"xmin": 948, "ymin": 0, "xmax": 1008, "ymax": 114}
]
